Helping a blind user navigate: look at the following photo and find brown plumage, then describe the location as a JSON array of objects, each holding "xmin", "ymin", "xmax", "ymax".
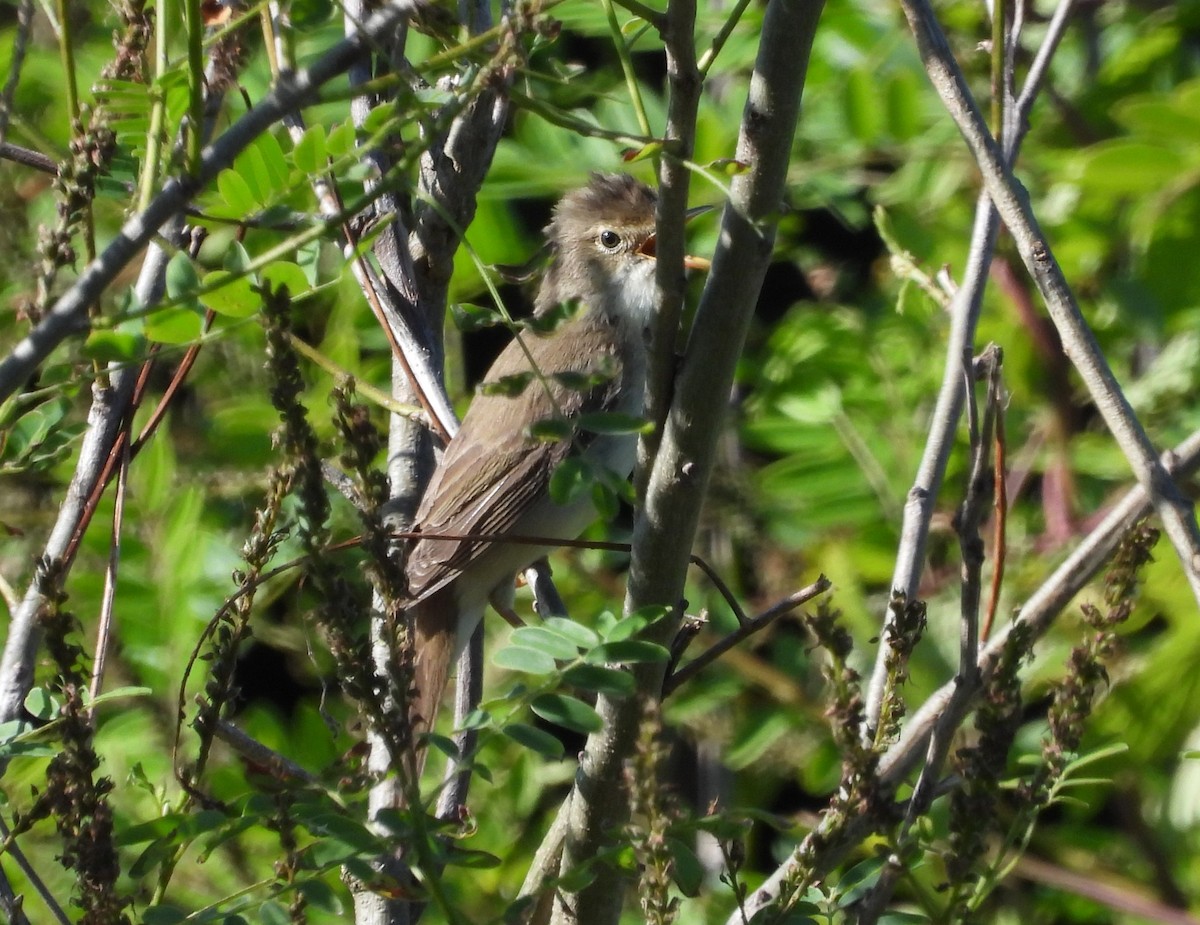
[{"xmin": 403, "ymin": 173, "xmax": 670, "ymax": 770}]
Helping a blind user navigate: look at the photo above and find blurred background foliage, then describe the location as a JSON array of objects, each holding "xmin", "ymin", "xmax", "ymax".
[{"xmin": 1, "ymin": 0, "xmax": 1200, "ymax": 922}]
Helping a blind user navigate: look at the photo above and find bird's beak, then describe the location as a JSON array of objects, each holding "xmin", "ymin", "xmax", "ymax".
[{"xmin": 636, "ymin": 204, "xmax": 714, "ymax": 270}]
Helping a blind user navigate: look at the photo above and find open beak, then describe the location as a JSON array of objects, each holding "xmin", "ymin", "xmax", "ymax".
[{"xmin": 636, "ymin": 203, "xmax": 714, "ymax": 270}]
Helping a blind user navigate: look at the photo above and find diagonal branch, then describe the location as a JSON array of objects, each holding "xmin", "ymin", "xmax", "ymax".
[
  {"xmin": 0, "ymin": 0, "xmax": 430, "ymax": 404},
  {"xmin": 898, "ymin": 0, "xmax": 1200, "ymax": 603},
  {"xmin": 864, "ymin": 0, "xmax": 1079, "ymax": 736},
  {"xmin": 734, "ymin": 427, "xmax": 1200, "ymax": 924}
]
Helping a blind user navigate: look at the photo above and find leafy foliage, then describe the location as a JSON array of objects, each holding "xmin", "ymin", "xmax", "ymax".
[{"xmin": 0, "ymin": 1, "xmax": 1198, "ymax": 924}]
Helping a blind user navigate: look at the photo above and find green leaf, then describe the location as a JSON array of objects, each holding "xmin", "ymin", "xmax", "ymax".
[
  {"xmin": 200, "ymin": 271, "xmax": 259, "ymax": 318},
  {"xmin": 426, "ymin": 733, "xmax": 459, "ymax": 759},
  {"xmin": 542, "ymin": 617, "xmax": 599, "ymax": 648},
  {"xmin": 528, "ymin": 418, "xmax": 573, "ymax": 441},
  {"xmin": 83, "ymin": 330, "xmax": 142, "ymax": 363},
  {"xmin": 325, "ymin": 121, "xmax": 356, "ymax": 158},
  {"xmin": 23, "ymin": 688, "xmax": 58, "ymax": 721},
  {"xmin": 550, "ymin": 456, "xmax": 591, "ymax": 504},
  {"xmin": 452, "ymin": 301, "xmax": 505, "ymax": 331},
  {"xmin": 256, "ymin": 132, "xmax": 290, "ymax": 193},
  {"xmin": 260, "ymin": 262, "xmax": 311, "ymax": 298},
  {"xmin": 1076, "ymin": 141, "xmax": 1187, "ymax": 195},
  {"xmin": 588, "ymin": 640, "xmax": 670, "ymax": 664},
  {"xmin": 531, "ymin": 693, "xmax": 603, "ymax": 733},
  {"xmin": 115, "ymin": 814, "xmax": 187, "ymax": 846},
  {"xmin": 0, "ymin": 720, "xmax": 34, "ymax": 743},
  {"xmin": 591, "ymin": 479, "xmax": 619, "ymax": 520},
  {"xmin": 130, "ymin": 837, "xmax": 174, "ymax": 879},
  {"xmin": 493, "ymin": 645, "xmax": 558, "ymax": 675},
  {"xmin": 837, "ymin": 855, "xmax": 885, "ymax": 897},
  {"xmin": 553, "ymin": 369, "xmax": 615, "ymax": 391},
  {"xmin": 555, "ymin": 859, "xmax": 598, "ymax": 891},
  {"xmin": 165, "ymin": 251, "xmax": 201, "ymax": 301},
  {"xmin": 605, "ymin": 607, "xmax": 668, "ymax": 641},
  {"xmin": 524, "ymin": 299, "xmax": 583, "ymax": 333},
  {"xmin": 885, "ymin": 70, "xmax": 923, "ymax": 141},
  {"xmin": 223, "ymin": 241, "xmax": 253, "ymax": 275},
  {"xmin": 844, "ymin": 67, "xmax": 884, "ymax": 143},
  {"xmin": 442, "ymin": 845, "xmax": 503, "ymax": 869},
  {"xmin": 706, "ymin": 157, "xmax": 750, "ymax": 176},
  {"xmin": 258, "ymin": 902, "xmax": 291, "ymax": 925},
  {"xmin": 142, "ymin": 905, "xmax": 188, "ymax": 925},
  {"xmin": 480, "ymin": 371, "xmax": 534, "ymax": 397},
  {"xmin": 298, "ymin": 876, "xmax": 342, "ymax": 912},
  {"xmin": 503, "ymin": 722, "xmax": 564, "ymax": 759},
  {"xmin": 293, "ymin": 124, "xmax": 328, "ymax": 173},
  {"xmin": 301, "ymin": 813, "xmax": 380, "ymax": 852},
  {"xmin": 291, "ymin": 0, "xmax": 334, "ymax": 28},
  {"xmin": 511, "ymin": 626, "xmax": 582, "ymax": 660},
  {"xmin": 232, "ymin": 144, "xmax": 270, "ymax": 206},
  {"xmin": 562, "ymin": 663, "xmax": 635, "ymax": 697},
  {"xmin": 458, "ymin": 708, "xmax": 492, "ymax": 731},
  {"xmin": 621, "ymin": 141, "xmax": 663, "ymax": 163},
  {"xmin": 217, "ymin": 168, "xmax": 257, "ymax": 215},
  {"xmin": 668, "ymin": 836, "xmax": 703, "ymax": 896},
  {"xmin": 146, "ymin": 306, "xmax": 203, "ymax": 345}
]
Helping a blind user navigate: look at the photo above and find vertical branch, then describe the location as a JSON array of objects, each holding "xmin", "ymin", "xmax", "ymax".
[
  {"xmin": 638, "ymin": 0, "xmax": 699, "ymax": 494},
  {"xmin": 549, "ymin": 4, "xmax": 825, "ymax": 923},
  {"xmin": 0, "ymin": 0, "xmax": 34, "ymax": 144},
  {"xmin": 183, "ymin": 0, "xmax": 206, "ymax": 171}
]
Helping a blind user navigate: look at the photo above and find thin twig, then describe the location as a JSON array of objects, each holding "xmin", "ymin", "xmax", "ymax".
[
  {"xmin": 983, "ymin": 381, "xmax": 1008, "ymax": 641},
  {"xmin": 0, "ymin": 0, "xmax": 34, "ymax": 145},
  {"xmin": 662, "ymin": 576, "xmax": 831, "ymax": 696},
  {"xmin": 899, "ymin": 0, "xmax": 1200, "ymax": 602},
  {"xmin": 207, "ymin": 719, "xmax": 320, "ymax": 785},
  {"xmin": 863, "ymin": 0, "xmax": 1080, "ymax": 738},
  {"xmin": 89, "ymin": 438, "xmax": 130, "ymax": 710},
  {"xmin": 0, "ymin": 815, "xmax": 67, "ymax": 925}
]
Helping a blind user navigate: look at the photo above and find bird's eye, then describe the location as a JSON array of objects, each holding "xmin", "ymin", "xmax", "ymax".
[{"xmin": 598, "ymin": 229, "xmax": 621, "ymax": 250}]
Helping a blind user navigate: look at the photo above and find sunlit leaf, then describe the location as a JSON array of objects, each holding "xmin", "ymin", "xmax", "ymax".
[
  {"xmin": 200, "ymin": 271, "xmax": 259, "ymax": 318},
  {"xmin": 493, "ymin": 645, "xmax": 558, "ymax": 675},
  {"xmin": 511, "ymin": 625, "xmax": 582, "ymax": 661},
  {"xmin": 531, "ymin": 693, "xmax": 602, "ymax": 733}
]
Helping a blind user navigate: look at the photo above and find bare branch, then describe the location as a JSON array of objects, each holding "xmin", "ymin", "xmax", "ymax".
[
  {"xmin": 663, "ymin": 576, "xmax": 831, "ymax": 696},
  {"xmin": 736, "ymin": 428, "xmax": 1200, "ymax": 923},
  {"xmin": 865, "ymin": 0, "xmax": 1080, "ymax": 736},
  {"xmin": 548, "ymin": 3, "xmax": 826, "ymax": 921},
  {"xmin": 898, "ymin": 0, "xmax": 1200, "ymax": 601}
]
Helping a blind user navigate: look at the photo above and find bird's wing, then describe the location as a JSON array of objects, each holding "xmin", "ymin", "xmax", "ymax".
[{"xmin": 404, "ymin": 313, "xmax": 628, "ymax": 602}]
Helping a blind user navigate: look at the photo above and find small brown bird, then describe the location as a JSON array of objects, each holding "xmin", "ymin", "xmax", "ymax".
[{"xmin": 403, "ymin": 173, "xmax": 708, "ymax": 756}]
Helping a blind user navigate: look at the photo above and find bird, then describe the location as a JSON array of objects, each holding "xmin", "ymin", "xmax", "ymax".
[{"xmin": 402, "ymin": 172, "xmax": 708, "ymax": 763}]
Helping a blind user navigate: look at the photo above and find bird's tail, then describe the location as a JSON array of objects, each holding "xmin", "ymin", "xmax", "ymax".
[{"xmin": 405, "ymin": 585, "xmax": 457, "ymax": 782}]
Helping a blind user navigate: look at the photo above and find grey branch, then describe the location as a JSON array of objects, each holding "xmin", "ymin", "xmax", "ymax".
[
  {"xmin": 899, "ymin": 0, "xmax": 1200, "ymax": 601},
  {"xmin": 732, "ymin": 428, "xmax": 1200, "ymax": 924},
  {"xmin": 864, "ymin": 0, "xmax": 1079, "ymax": 737},
  {"xmin": 546, "ymin": 3, "xmax": 826, "ymax": 922}
]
